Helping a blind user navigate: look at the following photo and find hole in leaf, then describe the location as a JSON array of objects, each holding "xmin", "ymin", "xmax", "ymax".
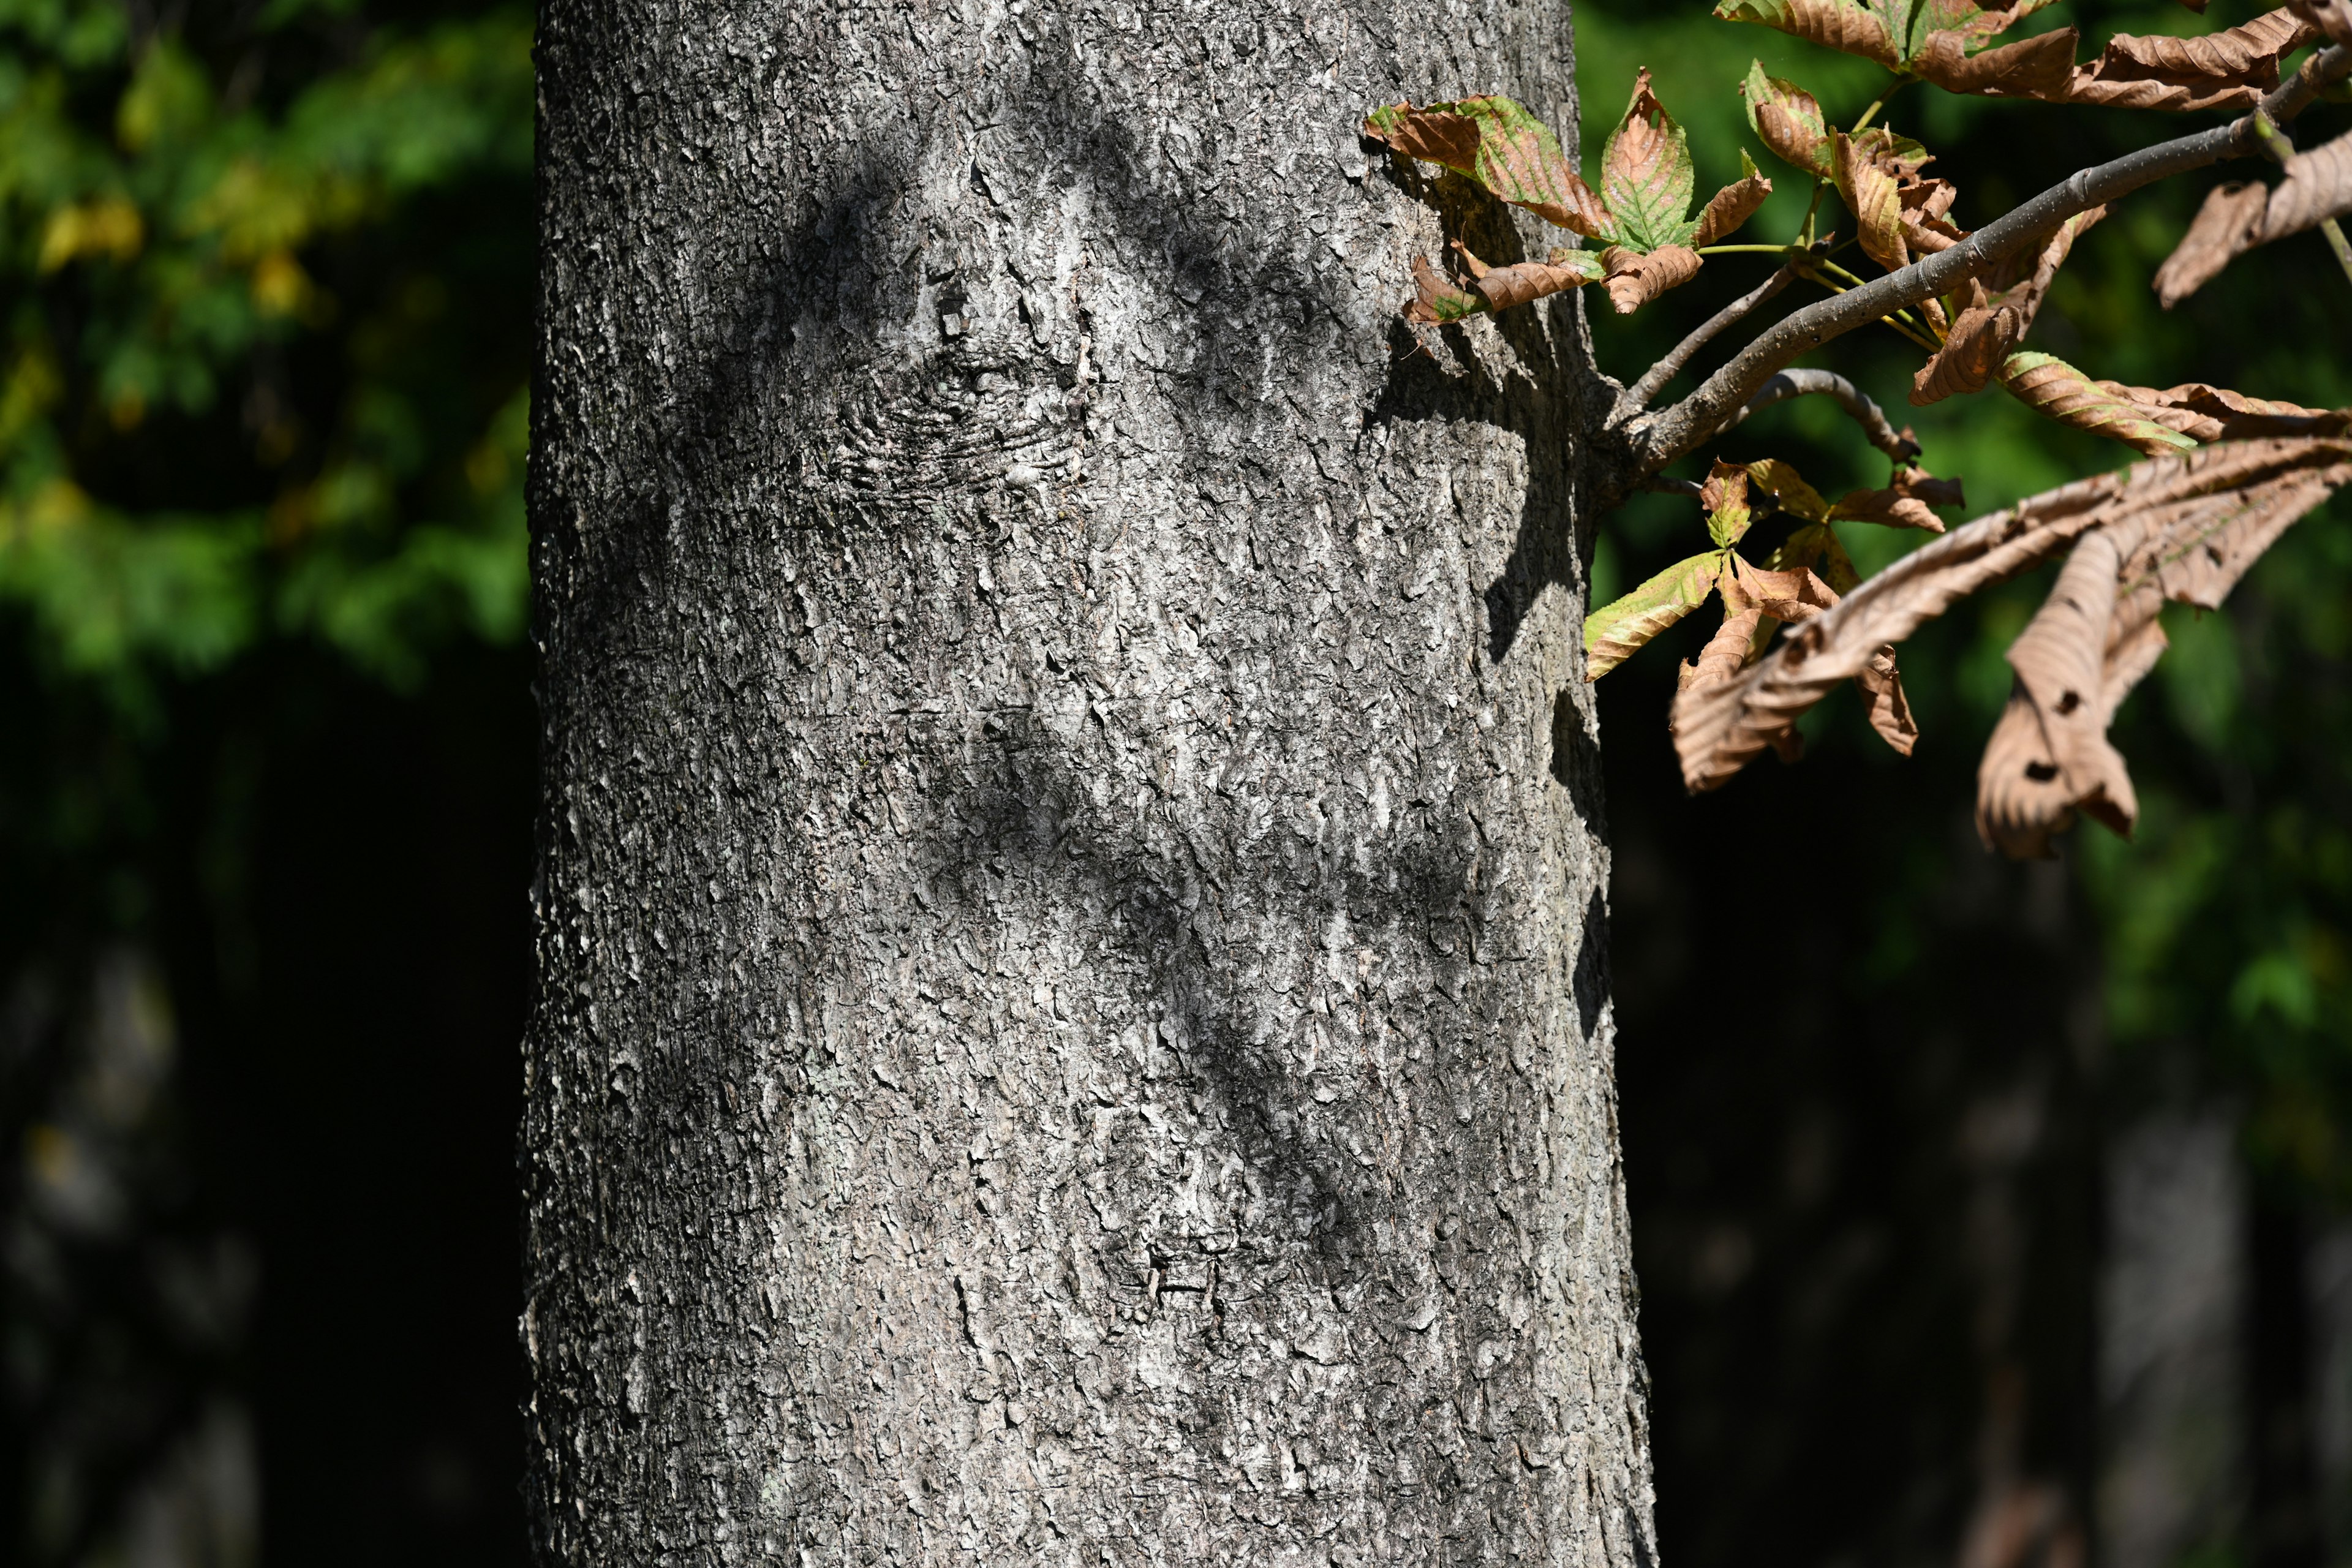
[{"xmin": 2025, "ymin": 761, "xmax": 2060, "ymax": 782}]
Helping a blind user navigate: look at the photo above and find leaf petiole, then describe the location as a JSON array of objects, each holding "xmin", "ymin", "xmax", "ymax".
[{"xmin": 1849, "ymin": 78, "xmax": 1912, "ymax": 137}]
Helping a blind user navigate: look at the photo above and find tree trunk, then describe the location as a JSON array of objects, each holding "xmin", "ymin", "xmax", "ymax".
[{"xmin": 523, "ymin": 0, "xmax": 1646, "ymax": 1560}]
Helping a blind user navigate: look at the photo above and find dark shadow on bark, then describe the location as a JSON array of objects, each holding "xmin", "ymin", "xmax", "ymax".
[
  {"xmin": 1362, "ymin": 161, "xmax": 1610, "ymax": 671},
  {"xmin": 907, "ymin": 705, "xmax": 1488, "ymax": 1309}
]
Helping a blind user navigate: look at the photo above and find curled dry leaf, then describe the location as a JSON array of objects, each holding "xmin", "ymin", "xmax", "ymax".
[
  {"xmin": 2065, "ymin": 7, "xmax": 2319, "ymax": 111},
  {"xmin": 1725, "ymin": 556, "xmax": 1838, "ymax": 625},
  {"xmin": 1977, "ymin": 529, "xmax": 2139, "ymax": 856},
  {"xmin": 1472, "ymin": 251, "xmax": 1608, "ymax": 311},
  {"xmin": 2152, "ymin": 132, "xmax": 2352, "ymax": 306},
  {"xmin": 2261, "ymin": 126, "xmax": 2352, "ymax": 241},
  {"xmin": 2000, "ymin": 352, "xmax": 2203, "ymax": 455},
  {"xmin": 1834, "ymin": 129, "xmax": 1913, "ymax": 271},
  {"xmin": 1670, "ymin": 438, "xmax": 2352, "ymax": 797},
  {"xmin": 1585, "ymin": 551, "xmax": 1724, "ymax": 679},
  {"xmin": 1602, "ymin": 244, "xmax": 1704, "ymax": 313},
  {"xmin": 1682, "ymin": 606, "xmax": 1769, "ymax": 696},
  {"xmin": 1913, "ymin": 302, "xmax": 2026, "ymax": 404},
  {"xmin": 1714, "ymin": 0, "xmax": 1899, "ymax": 67},
  {"xmin": 2289, "ymin": 0, "xmax": 2352, "ymax": 47},
  {"xmin": 1364, "ymin": 97, "xmax": 1611, "ymax": 235},
  {"xmin": 1831, "ymin": 465, "xmax": 1964, "ymax": 530},
  {"xmin": 1721, "ymin": 0, "xmax": 2078, "ymax": 95},
  {"xmin": 1742, "ymin": 63, "xmax": 1834, "ymax": 177},
  {"xmin": 1765, "ymin": 520, "xmax": 1916, "ymax": 749},
  {"xmin": 1856, "ymin": 647, "xmax": 1920, "ymax": 755},
  {"xmin": 1978, "ymin": 441, "xmax": 2349, "ymax": 854},
  {"xmin": 1913, "ymin": 25, "xmax": 2079, "ymax": 99},
  {"xmin": 1692, "ymin": 153, "xmax": 1775, "ymax": 247},
  {"xmin": 1406, "ymin": 244, "xmax": 1607, "ymax": 322},
  {"xmin": 2090, "ymin": 380, "xmax": 2346, "ymax": 442},
  {"xmin": 2152, "ymin": 180, "xmax": 2270, "ymax": 306},
  {"xmin": 1405, "ymin": 255, "xmax": 1485, "ymax": 323},
  {"xmin": 1915, "ymin": 207, "xmax": 2101, "ymax": 404}
]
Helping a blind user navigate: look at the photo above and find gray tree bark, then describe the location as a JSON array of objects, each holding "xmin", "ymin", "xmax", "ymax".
[{"xmin": 523, "ymin": 0, "xmax": 1648, "ymax": 1561}]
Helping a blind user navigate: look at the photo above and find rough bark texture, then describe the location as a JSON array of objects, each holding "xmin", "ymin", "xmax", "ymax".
[{"xmin": 523, "ymin": 0, "xmax": 1644, "ymax": 1561}]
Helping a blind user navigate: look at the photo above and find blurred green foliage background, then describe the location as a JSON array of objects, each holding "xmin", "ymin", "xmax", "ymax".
[
  {"xmin": 0, "ymin": 0, "xmax": 535, "ymax": 1561},
  {"xmin": 1, "ymin": 0, "xmax": 2346, "ymax": 1564}
]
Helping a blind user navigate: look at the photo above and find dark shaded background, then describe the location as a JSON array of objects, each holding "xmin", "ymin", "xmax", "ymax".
[{"xmin": 4, "ymin": 1, "xmax": 2349, "ymax": 1566}]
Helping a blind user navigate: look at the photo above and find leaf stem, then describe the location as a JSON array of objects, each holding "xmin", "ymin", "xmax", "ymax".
[
  {"xmin": 2252, "ymin": 110, "xmax": 2352, "ymax": 292},
  {"xmin": 2318, "ymin": 219, "xmax": 2352, "ymax": 292},
  {"xmin": 1850, "ymin": 78, "xmax": 1912, "ymax": 137},
  {"xmin": 1797, "ymin": 179, "xmax": 1827, "ymax": 248}
]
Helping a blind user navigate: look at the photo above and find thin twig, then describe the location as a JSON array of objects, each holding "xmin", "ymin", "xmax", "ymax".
[
  {"xmin": 1626, "ymin": 43, "xmax": 2352, "ymax": 473},
  {"xmin": 1710, "ymin": 369, "xmax": 1923, "ymax": 462},
  {"xmin": 1615, "ymin": 241, "xmax": 1827, "ymax": 420}
]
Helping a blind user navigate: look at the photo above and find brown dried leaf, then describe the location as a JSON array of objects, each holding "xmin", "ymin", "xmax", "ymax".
[
  {"xmin": 1692, "ymin": 156, "xmax": 1776, "ymax": 247},
  {"xmin": 1471, "ymin": 251, "xmax": 1608, "ymax": 311},
  {"xmin": 2152, "ymin": 181, "xmax": 2269, "ymax": 306},
  {"xmin": 1977, "ymin": 445, "xmax": 2348, "ymax": 854},
  {"xmin": 1912, "ymin": 303, "xmax": 2026, "ymax": 404},
  {"xmin": 2000, "ymin": 352, "xmax": 2204, "ymax": 455},
  {"xmin": 1990, "ymin": 205, "xmax": 2103, "ymax": 314},
  {"xmin": 1834, "ymin": 129, "xmax": 1910, "ymax": 271},
  {"xmin": 2290, "ymin": 0, "xmax": 2352, "ymax": 47},
  {"xmin": 1742, "ymin": 64, "xmax": 1835, "ymax": 177},
  {"xmin": 1856, "ymin": 647, "xmax": 1920, "ymax": 755},
  {"xmin": 2261, "ymin": 126, "xmax": 2352, "ymax": 243},
  {"xmin": 1671, "ymin": 439, "xmax": 2352, "ymax": 793},
  {"xmin": 1403, "ymin": 254, "xmax": 1487, "ymax": 324},
  {"xmin": 1679, "ymin": 606, "xmax": 1768, "ymax": 696},
  {"xmin": 1916, "ymin": 207, "xmax": 2101, "ymax": 402},
  {"xmin": 1601, "ymin": 244, "xmax": 1704, "ymax": 313},
  {"xmin": 2065, "ymin": 7, "xmax": 2318, "ymax": 111},
  {"xmin": 1975, "ymin": 530, "xmax": 2140, "ymax": 856},
  {"xmin": 1899, "ymin": 173, "xmax": 1969, "ymax": 258},
  {"xmin": 1714, "ymin": 0, "xmax": 1901, "ymax": 66},
  {"xmin": 1831, "ymin": 465, "xmax": 1964, "ymax": 530},
  {"xmin": 2090, "ymin": 380, "xmax": 2346, "ymax": 442},
  {"xmin": 2097, "ymin": 7, "xmax": 2314, "ymax": 76},
  {"xmin": 1725, "ymin": 556, "xmax": 1839, "ymax": 625},
  {"xmin": 1913, "ymin": 25, "xmax": 2079, "ymax": 99}
]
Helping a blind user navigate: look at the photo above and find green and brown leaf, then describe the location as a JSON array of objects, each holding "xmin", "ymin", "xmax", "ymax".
[
  {"xmin": 1585, "ymin": 551, "xmax": 1726, "ymax": 679},
  {"xmin": 1364, "ymin": 96, "xmax": 1611, "ymax": 234}
]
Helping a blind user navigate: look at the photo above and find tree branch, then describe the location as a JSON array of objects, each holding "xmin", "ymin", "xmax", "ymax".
[
  {"xmin": 1613, "ymin": 241, "xmax": 1827, "ymax": 421},
  {"xmin": 1709, "ymin": 369, "xmax": 1921, "ymax": 462},
  {"xmin": 1627, "ymin": 43, "xmax": 2352, "ymax": 473}
]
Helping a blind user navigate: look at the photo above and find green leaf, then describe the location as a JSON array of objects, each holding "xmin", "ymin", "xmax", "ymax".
[
  {"xmin": 1600, "ymin": 70, "xmax": 1699, "ymax": 253},
  {"xmin": 1585, "ymin": 552, "xmax": 1725, "ymax": 679},
  {"xmin": 1363, "ymin": 96, "xmax": 1609, "ymax": 235}
]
